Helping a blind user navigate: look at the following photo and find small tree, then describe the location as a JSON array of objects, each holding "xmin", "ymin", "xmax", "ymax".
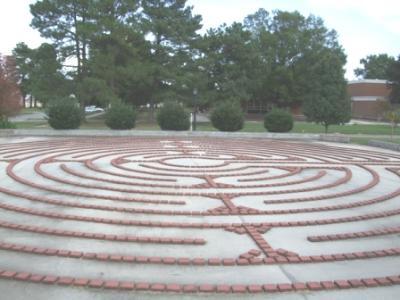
[
  {"xmin": 0, "ymin": 54, "xmax": 22, "ymax": 122},
  {"xmin": 386, "ymin": 109, "xmax": 400, "ymax": 141},
  {"xmin": 303, "ymin": 50, "xmax": 351, "ymax": 133},
  {"xmin": 387, "ymin": 55, "xmax": 400, "ymax": 104}
]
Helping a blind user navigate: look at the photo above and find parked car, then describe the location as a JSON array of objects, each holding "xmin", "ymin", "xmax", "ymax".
[{"xmin": 85, "ymin": 106, "xmax": 104, "ymax": 113}]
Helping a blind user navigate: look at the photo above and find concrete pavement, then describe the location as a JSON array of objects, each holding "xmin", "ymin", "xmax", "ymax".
[{"xmin": 0, "ymin": 136, "xmax": 399, "ymax": 298}]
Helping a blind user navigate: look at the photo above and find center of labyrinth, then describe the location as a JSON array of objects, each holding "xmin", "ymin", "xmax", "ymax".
[
  {"xmin": 0, "ymin": 137, "xmax": 399, "ymax": 295},
  {"xmin": 163, "ymin": 157, "xmax": 227, "ymax": 167}
]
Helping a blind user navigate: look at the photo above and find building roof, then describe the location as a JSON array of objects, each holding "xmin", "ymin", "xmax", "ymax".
[{"xmin": 348, "ymin": 79, "xmax": 388, "ymax": 85}]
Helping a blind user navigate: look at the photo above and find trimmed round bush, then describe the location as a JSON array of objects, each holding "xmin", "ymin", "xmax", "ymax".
[
  {"xmin": 264, "ymin": 108, "xmax": 293, "ymax": 132},
  {"xmin": 157, "ymin": 101, "xmax": 190, "ymax": 131},
  {"xmin": 105, "ymin": 103, "xmax": 136, "ymax": 130},
  {"xmin": 210, "ymin": 101, "xmax": 244, "ymax": 132},
  {"xmin": 46, "ymin": 98, "xmax": 82, "ymax": 129}
]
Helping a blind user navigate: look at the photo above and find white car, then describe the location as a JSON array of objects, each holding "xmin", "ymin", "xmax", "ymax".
[{"xmin": 85, "ymin": 106, "xmax": 104, "ymax": 113}]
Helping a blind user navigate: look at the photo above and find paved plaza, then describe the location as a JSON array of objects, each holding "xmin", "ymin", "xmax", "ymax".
[{"xmin": 0, "ymin": 136, "xmax": 399, "ymax": 299}]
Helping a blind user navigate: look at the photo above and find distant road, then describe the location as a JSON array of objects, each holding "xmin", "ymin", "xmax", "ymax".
[{"xmin": 10, "ymin": 111, "xmax": 105, "ymax": 122}]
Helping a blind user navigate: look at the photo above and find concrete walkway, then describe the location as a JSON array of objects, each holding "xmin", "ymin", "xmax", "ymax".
[{"xmin": 0, "ymin": 136, "xmax": 399, "ymax": 298}]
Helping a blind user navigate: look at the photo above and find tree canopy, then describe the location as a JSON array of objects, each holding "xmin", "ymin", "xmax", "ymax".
[
  {"xmin": 302, "ymin": 49, "xmax": 351, "ymax": 133},
  {"xmin": 12, "ymin": 2, "xmax": 355, "ymax": 124},
  {"xmin": 387, "ymin": 55, "xmax": 400, "ymax": 104},
  {"xmin": 354, "ymin": 54, "xmax": 395, "ymax": 80}
]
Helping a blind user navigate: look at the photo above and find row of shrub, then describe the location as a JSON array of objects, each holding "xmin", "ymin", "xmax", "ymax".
[
  {"xmin": 155, "ymin": 102, "xmax": 294, "ymax": 133},
  {"xmin": 45, "ymin": 98, "xmax": 294, "ymax": 132},
  {"xmin": 46, "ymin": 98, "xmax": 138, "ymax": 130}
]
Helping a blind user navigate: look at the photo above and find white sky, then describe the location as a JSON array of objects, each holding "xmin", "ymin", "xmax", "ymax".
[{"xmin": 0, "ymin": 0, "xmax": 399, "ymax": 79}]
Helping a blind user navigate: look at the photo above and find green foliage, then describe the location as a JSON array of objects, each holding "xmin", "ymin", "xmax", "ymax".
[
  {"xmin": 0, "ymin": 117, "xmax": 16, "ymax": 129},
  {"xmin": 354, "ymin": 54, "xmax": 395, "ymax": 79},
  {"xmin": 46, "ymin": 97, "xmax": 82, "ymax": 129},
  {"xmin": 25, "ymin": 3, "xmax": 350, "ymax": 118},
  {"xmin": 105, "ymin": 102, "xmax": 137, "ymax": 130},
  {"xmin": 30, "ymin": 43, "xmax": 70, "ymax": 106},
  {"xmin": 387, "ymin": 55, "xmax": 400, "ymax": 104},
  {"xmin": 77, "ymin": 77, "xmax": 119, "ymax": 107},
  {"xmin": 264, "ymin": 109, "xmax": 293, "ymax": 132},
  {"xmin": 199, "ymin": 23, "xmax": 257, "ymax": 107},
  {"xmin": 157, "ymin": 101, "xmax": 190, "ymax": 131},
  {"xmin": 86, "ymin": 7, "xmax": 153, "ymax": 108},
  {"xmin": 210, "ymin": 101, "xmax": 244, "ymax": 132},
  {"xmin": 243, "ymin": 9, "xmax": 344, "ymax": 108},
  {"xmin": 13, "ymin": 43, "xmax": 70, "ymax": 107},
  {"xmin": 303, "ymin": 49, "xmax": 351, "ymax": 133},
  {"xmin": 141, "ymin": 0, "xmax": 203, "ymax": 114},
  {"xmin": 386, "ymin": 108, "xmax": 400, "ymax": 140},
  {"xmin": 12, "ymin": 42, "xmax": 35, "ymax": 100},
  {"xmin": 30, "ymin": 0, "xmax": 91, "ymax": 78}
]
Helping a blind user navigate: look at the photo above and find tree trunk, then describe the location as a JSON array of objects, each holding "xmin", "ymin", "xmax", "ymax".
[
  {"xmin": 149, "ymin": 34, "xmax": 163, "ymax": 122},
  {"xmin": 391, "ymin": 123, "xmax": 394, "ymax": 142},
  {"xmin": 72, "ymin": 1, "xmax": 82, "ymax": 80}
]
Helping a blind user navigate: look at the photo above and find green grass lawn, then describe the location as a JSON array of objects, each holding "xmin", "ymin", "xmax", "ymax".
[
  {"xmin": 9, "ymin": 111, "xmax": 400, "ymax": 150},
  {"xmin": 15, "ymin": 122, "xmax": 48, "ymax": 129},
  {"xmin": 12, "ymin": 118, "xmax": 400, "ymax": 135},
  {"xmin": 20, "ymin": 107, "xmax": 44, "ymax": 114},
  {"xmin": 293, "ymin": 122, "xmax": 399, "ymax": 135},
  {"xmin": 197, "ymin": 121, "xmax": 399, "ymax": 136},
  {"xmin": 350, "ymin": 137, "xmax": 400, "ymax": 145}
]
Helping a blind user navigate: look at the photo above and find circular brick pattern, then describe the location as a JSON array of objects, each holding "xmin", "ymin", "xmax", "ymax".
[{"xmin": 0, "ymin": 137, "xmax": 399, "ymax": 294}]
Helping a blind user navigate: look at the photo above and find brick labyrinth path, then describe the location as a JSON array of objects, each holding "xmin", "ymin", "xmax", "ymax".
[{"xmin": 0, "ymin": 137, "xmax": 399, "ymax": 295}]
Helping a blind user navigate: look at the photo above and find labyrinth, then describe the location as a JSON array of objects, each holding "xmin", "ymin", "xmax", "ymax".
[{"xmin": 0, "ymin": 136, "xmax": 400, "ymax": 295}]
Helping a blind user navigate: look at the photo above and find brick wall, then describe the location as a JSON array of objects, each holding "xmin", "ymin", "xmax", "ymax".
[
  {"xmin": 348, "ymin": 81, "xmax": 392, "ymax": 120},
  {"xmin": 347, "ymin": 82, "xmax": 391, "ymax": 98},
  {"xmin": 352, "ymin": 101, "xmax": 387, "ymax": 120}
]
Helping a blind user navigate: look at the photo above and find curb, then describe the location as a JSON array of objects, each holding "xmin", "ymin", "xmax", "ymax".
[
  {"xmin": 368, "ymin": 140, "xmax": 400, "ymax": 152},
  {"xmin": 0, "ymin": 129, "xmax": 350, "ymax": 143}
]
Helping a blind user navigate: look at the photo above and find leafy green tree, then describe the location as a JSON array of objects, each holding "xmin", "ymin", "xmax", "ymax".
[
  {"xmin": 13, "ymin": 43, "xmax": 69, "ymax": 108},
  {"xmin": 86, "ymin": 0, "xmax": 152, "ymax": 107},
  {"xmin": 140, "ymin": 0, "xmax": 202, "ymax": 117},
  {"xmin": 77, "ymin": 77, "xmax": 119, "ymax": 108},
  {"xmin": 303, "ymin": 49, "xmax": 351, "ymax": 133},
  {"xmin": 244, "ymin": 9, "xmax": 343, "ymax": 109},
  {"xmin": 12, "ymin": 43, "xmax": 35, "ymax": 106},
  {"xmin": 199, "ymin": 23, "xmax": 257, "ymax": 107},
  {"xmin": 387, "ymin": 55, "xmax": 400, "ymax": 104},
  {"xmin": 354, "ymin": 54, "xmax": 395, "ymax": 79},
  {"xmin": 29, "ymin": 43, "xmax": 70, "ymax": 107},
  {"xmin": 385, "ymin": 109, "xmax": 400, "ymax": 140}
]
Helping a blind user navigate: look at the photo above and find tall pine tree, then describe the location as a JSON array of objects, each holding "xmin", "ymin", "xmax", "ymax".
[
  {"xmin": 30, "ymin": 0, "xmax": 91, "ymax": 89},
  {"xmin": 140, "ymin": 0, "xmax": 202, "ymax": 117}
]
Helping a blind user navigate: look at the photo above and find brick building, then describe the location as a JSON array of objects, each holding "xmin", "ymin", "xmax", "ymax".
[{"xmin": 348, "ymin": 79, "xmax": 392, "ymax": 120}]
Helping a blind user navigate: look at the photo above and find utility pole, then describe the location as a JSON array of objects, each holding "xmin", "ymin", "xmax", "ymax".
[{"xmin": 193, "ymin": 88, "xmax": 198, "ymax": 131}]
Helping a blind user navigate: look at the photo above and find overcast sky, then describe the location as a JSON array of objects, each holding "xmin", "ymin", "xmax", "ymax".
[{"xmin": 0, "ymin": 0, "xmax": 399, "ymax": 79}]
